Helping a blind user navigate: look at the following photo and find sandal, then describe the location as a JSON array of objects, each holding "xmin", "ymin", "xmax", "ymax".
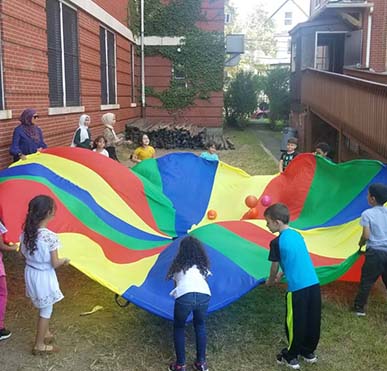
[
  {"xmin": 44, "ymin": 334, "xmax": 55, "ymax": 344},
  {"xmin": 32, "ymin": 344, "xmax": 60, "ymax": 355}
]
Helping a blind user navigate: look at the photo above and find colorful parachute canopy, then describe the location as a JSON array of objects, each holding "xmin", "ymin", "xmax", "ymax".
[{"xmin": 0, "ymin": 148, "xmax": 385, "ymax": 319}]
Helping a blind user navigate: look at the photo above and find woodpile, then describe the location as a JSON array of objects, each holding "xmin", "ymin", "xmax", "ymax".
[{"xmin": 126, "ymin": 121, "xmax": 235, "ymax": 150}]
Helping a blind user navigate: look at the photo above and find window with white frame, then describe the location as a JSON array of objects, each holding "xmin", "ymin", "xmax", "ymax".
[
  {"xmin": 0, "ymin": 32, "xmax": 4, "ymax": 111},
  {"xmin": 314, "ymin": 0, "xmax": 322, "ymax": 9},
  {"xmin": 46, "ymin": 0, "xmax": 80, "ymax": 107},
  {"xmin": 100, "ymin": 27, "xmax": 117, "ymax": 105},
  {"xmin": 284, "ymin": 12, "xmax": 293, "ymax": 26}
]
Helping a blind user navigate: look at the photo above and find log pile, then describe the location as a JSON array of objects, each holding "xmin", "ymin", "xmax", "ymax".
[{"xmin": 126, "ymin": 121, "xmax": 235, "ymax": 150}]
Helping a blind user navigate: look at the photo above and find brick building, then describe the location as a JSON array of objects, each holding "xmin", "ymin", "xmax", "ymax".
[
  {"xmin": 289, "ymin": 0, "xmax": 387, "ymax": 162},
  {"xmin": 0, "ymin": 0, "xmax": 225, "ymax": 168}
]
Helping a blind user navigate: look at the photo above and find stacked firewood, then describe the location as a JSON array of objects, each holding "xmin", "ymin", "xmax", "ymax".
[{"xmin": 126, "ymin": 121, "xmax": 235, "ymax": 150}]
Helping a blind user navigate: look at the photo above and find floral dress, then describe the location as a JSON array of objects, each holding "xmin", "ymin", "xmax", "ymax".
[{"xmin": 20, "ymin": 228, "xmax": 64, "ymax": 308}]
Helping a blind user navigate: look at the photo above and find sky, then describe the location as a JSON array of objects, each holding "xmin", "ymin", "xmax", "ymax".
[{"xmin": 231, "ymin": 0, "xmax": 310, "ymax": 19}]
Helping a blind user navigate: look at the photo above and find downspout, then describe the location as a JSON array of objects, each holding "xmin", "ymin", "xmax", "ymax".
[
  {"xmin": 365, "ymin": 6, "xmax": 373, "ymax": 69},
  {"xmin": 140, "ymin": 0, "xmax": 146, "ymax": 117}
]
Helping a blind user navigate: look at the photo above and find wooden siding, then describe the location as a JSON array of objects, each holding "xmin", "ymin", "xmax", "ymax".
[
  {"xmin": 144, "ymin": 0, "xmax": 224, "ymax": 127},
  {"xmin": 301, "ymin": 68, "xmax": 387, "ymax": 161}
]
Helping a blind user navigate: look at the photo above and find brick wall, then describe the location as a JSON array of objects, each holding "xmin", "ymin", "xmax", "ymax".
[
  {"xmin": 144, "ymin": 0, "xmax": 224, "ymax": 127},
  {"xmin": 92, "ymin": 0, "xmax": 129, "ymax": 26},
  {"xmin": 369, "ymin": 0, "xmax": 387, "ymax": 72},
  {"xmin": 0, "ymin": 0, "xmax": 140, "ymax": 168}
]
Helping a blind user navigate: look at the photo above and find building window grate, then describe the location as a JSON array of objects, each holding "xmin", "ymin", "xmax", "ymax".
[
  {"xmin": 46, "ymin": 0, "xmax": 80, "ymax": 107},
  {"xmin": 100, "ymin": 27, "xmax": 117, "ymax": 105}
]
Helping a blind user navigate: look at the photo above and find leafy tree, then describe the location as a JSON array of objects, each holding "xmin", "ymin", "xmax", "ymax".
[
  {"xmin": 224, "ymin": 71, "xmax": 258, "ymax": 128},
  {"xmin": 262, "ymin": 66, "xmax": 291, "ymax": 124}
]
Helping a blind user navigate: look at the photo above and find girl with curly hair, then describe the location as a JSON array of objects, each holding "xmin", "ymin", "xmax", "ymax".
[
  {"xmin": 167, "ymin": 236, "xmax": 211, "ymax": 371},
  {"xmin": 20, "ymin": 195, "xmax": 69, "ymax": 355}
]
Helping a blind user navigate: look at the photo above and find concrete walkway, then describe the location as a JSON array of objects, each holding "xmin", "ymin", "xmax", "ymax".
[{"xmin": 252, "ymin": 127, "xmax": 283, "ymax": 163}]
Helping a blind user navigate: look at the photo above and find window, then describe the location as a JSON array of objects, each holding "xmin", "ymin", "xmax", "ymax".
[
  {"xmin": 284, "ymin": 12, "xmax": 293, "ymax": 26},
  {"xmin": 130, "ymin": 43, "xmax": 136, "ymax": 103},
  {"xmin": 0, "ymin": 32, "xmax": 4, "ymax": 110},
  {"xmin": 172, "ymin": 62, "xmax": 187, "ymax": 88},
  {"xmin": 315, "ymin": 45, "xmax": 330, "ymax": 71},
  {"xmin": 100, "ymin": 27, "xmax": 117, "ymax": 105},
  {"xmin": 46, "ymin": 0, "xmax": 80, "ymax": 107}
]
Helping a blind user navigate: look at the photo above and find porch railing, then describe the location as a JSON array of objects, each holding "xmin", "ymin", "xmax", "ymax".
[{"xmin": 301, "ymin": 68, "xmax": 387, "ymax": 160}]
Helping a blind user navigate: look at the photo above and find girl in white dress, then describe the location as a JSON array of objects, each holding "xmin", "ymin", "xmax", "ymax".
[{"xmin": 20, "ymin": 195, "xmax": 70, "ymax": 355}]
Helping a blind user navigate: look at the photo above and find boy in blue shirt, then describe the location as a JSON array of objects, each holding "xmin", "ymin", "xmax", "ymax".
[
  {"xmin": 354, "ymin": 183, "xmax": 387, "ymax": 316},
  {"xmin": 200, "ymin": 142, "xmax": 219, "ymax": 162},
  {"xmin": 264, "ymin": 203, "xmax": 321, "ymax": 370}
]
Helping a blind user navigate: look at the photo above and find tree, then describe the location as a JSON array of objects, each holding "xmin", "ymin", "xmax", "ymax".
[
  {"xmin": 262, "ymin": 66, "xmax": 291, "ymax": 125},
  {"xmin": 224, "ymin": 71, "xmax": 258, "ymax": 128},
  {"xmin": 225, "ymin": 0, "xmax": 276, "ymax": 71}
]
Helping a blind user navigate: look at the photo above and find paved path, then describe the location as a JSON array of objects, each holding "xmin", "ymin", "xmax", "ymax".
[{"xmin": 252, "ymin": 127, "xmax": 282, "ymax": 163}]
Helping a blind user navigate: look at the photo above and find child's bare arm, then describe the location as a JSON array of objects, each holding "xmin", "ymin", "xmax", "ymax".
[
  {"xmin": 266, "ymin": 262, "xmax": 280, "ymax": 286},
  {"xmin": 359, "ymin": 226, "xmax": 370, "ymax": 247},
  {"xmin": 279, "ymin": 159, "xmax": 284, "ymax": 173},
  {"xmin": 0, "ymin": 238, "xmax": 18, "ymax": 252},
  {"xmin": 50, "ymin": 249, "xmax": 70, "ymax": 269}
]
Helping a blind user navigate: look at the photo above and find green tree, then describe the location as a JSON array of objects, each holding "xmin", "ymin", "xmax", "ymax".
[
  {"xmin": 262, "ymin": 66, "xmax": 291, "ymax": 125},
  {"xmin": 224, "ymin": 71, "xmax": 258, "ymax": 128}
]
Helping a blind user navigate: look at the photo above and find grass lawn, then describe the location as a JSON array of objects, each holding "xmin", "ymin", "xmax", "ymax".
[{"xmin": 2, "ymin": 127, "xmax": 387, "ymax": 370}]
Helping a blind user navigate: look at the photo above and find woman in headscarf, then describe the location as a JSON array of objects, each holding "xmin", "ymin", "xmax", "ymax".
[
  {"xmin": 102, "ymin": 112, "xmax": 130, "ymax": 161},
  {"xmin": 9, "ymin": 108, "xmax": 47, "ymax": 162},
  {"xmin": 71, "ymin": 114, "xmax": 92, "ymax": 149}
]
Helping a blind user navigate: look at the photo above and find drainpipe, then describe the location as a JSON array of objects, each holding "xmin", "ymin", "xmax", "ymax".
[
  {"xmin": 365, "ymin": 6, "xmax": 373, "ymax": 69},
  {"xmin": 140, "ymin": 0, "xmax": 146, "ymax": 117}
]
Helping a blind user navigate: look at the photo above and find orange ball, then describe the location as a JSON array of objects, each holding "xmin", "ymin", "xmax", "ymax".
[
  {"xmin": 245, "ymin": 195, "xmax": 258, "ymax": 209},
  {"xmin": 207, "ymin": 209, "xmax": 217, "ymax": 220},
  {"xmin": 247, "ymin": 208, "xmax": 259, "ymax": 219}
]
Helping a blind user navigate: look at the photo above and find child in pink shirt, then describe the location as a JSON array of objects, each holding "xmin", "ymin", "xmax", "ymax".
[{"xmin": 0, "ymin": 220, "xmax": 18, "ymax": 340}]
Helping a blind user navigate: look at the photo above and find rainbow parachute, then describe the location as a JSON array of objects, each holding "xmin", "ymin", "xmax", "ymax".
[{"xmin": 0, "ymin": 148, "xmax": 385, "ymax": 319}]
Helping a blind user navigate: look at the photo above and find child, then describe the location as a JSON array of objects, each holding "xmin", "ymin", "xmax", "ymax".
[
  {"xmin": 167, "ymin": 236, "xmax": 211, "ymax": 371},
  {"xmin": 71, "ymin": 114, "xmax": 92, "ymax": 149},
  {"xmin": 131, "ymin": 134, "xmax": 155, "ymax": 163},
  {"xmin": 0, "ymin": 220, "xmax": 18, "ymax": 340},
  {"xmin": 20, "ymin": 195, "xmax": 70, "ymax": 355},
  {"xmin": 279, "ymin": 137, "xmax": 299, "ymax": 173},
  {"xmin": 200, "ymin": 142, "xmax": 219, "ymax": 162},
  {"xmin": 354, "ymin": 183, "xmax": 387, "ymax": 316},
  {"xmin": 264, "ymin": 203, "xmax": 321, "ymax": 370},
  {"xmin": 93, "ymin": 135, "xmax": 109, "ymax": 157},
  {"xmin": 315, "ymin": 142, "xmax": 332, "ymax": 160}
]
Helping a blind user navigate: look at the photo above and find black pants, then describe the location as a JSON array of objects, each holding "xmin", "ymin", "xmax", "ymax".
[
  {"xmin": 106, "ymin": 146, "xmax": 119, "ymax": 161},
  {"xmin": 283, "ymin": 284, "xmax": 321, "ymax": 361},
  {"xmin": 354, "ymin": 249, "xmax": 387, "ymax": 310}
]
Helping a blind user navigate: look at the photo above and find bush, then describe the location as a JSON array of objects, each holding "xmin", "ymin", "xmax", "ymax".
[
  {"xmin": 262, "ymin": 66, "xmax": 290, "ymax": 125},
  {"xmin": 224, "ymin": 71, "xmax": 258, "ymax": 129}
]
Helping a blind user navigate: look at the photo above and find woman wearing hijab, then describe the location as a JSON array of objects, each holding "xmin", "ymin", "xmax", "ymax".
[
  {"xmin": 9, "ymin": 108, "xmax": 47, "ymax": 162},
  {"xmin": 71, "ymin": 114, "xmax": 92, "ymax": 149},
  {"xmin": 102, "ymin": 112, "xmax": 130, "ymax": 161}
]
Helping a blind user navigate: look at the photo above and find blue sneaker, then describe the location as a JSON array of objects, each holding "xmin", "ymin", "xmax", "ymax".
[
  {"xmin": 302, "ymin": 353, "xmax": 317, "ymax": 363},
  {"xmin": 194, "ymin": 361, "xmax": 209, "ymax": 371},
  {"xmin": 276, "ymin": 353, "xmax": 300, "ymax": 370},
  {"xmin": 168, "ymin": 363, "xmax": 186, "ymax": 371}
]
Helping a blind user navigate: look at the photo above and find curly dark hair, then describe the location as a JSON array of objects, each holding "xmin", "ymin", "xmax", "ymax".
[
  {"xmin": 167, "ymin": 236, "xmax": 210, "ymax": 279},
  {"xmin": 23, "ymin": 195, "xmax": 55, "ymax": 255}
]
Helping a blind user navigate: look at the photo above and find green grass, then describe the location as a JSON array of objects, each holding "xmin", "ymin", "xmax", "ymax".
[
  {"xmin": 222, "ymin": 126, "xmax": 278, "ymax": 175},
  {"xmin": 2, "ymin": 127, "xmax": 387, "ymax": 370}
]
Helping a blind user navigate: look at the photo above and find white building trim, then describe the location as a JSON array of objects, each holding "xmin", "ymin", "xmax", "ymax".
[
  {"xmin": 69, "ymin": 0, "xmax": 136, "ymax": 43},
  {"xmin": 144, "ymin": 36, "xmax": 184, "ymax": 46}
]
